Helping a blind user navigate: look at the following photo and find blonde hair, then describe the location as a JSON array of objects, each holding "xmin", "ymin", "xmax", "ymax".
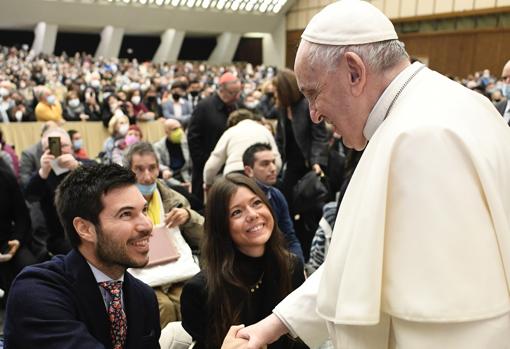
[{"xmin": 107, "ymin": 113, "xmax": 129, "ymax": 136}]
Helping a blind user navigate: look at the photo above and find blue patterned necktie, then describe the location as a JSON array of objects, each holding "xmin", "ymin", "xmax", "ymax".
[{"xmin": 99, "ymin": 281, "xmax": 127, "ymax": 349}]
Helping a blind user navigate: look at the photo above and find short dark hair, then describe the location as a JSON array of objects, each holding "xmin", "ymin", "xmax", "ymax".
[
  {"xmin": 55, "ymin": 163, "xmax": 136, "ymax": 248},
  {"xmin": 67, "ymin": 129, "xmax": 78, "ymax": 140},
  {"xmin": 124, "ymin": 141, "xmax": 158, "ymax": 169},
  {"xmin": 242, "ymin": 142, "xmax": 272, "ymax": 168}
]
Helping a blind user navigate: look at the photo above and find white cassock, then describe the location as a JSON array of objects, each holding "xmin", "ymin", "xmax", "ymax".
[{"xmin": 273, "ymin": 62, "xmax": 510, "ymax": 348}]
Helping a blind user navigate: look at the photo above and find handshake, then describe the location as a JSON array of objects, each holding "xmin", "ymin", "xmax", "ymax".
[{"xmin": 221, "ymin": 314, "xmax": 288, "ymax": 349}]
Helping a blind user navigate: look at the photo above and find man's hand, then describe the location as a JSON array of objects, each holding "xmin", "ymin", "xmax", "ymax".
[
  {"xmin": 164, "ymin": 207, "xmax": 190, "ymax": 228},
  {"xmin": 57, "ymin": 154, "xmax": 80, "ymax": 170},
  {"xmin": 162, "ymin": 169, "xmax": 173, "ymax": 180},
  {"xmin": 237, "ymin": 314, "xmax": 288, "ymax": 349},
  {"xmin": 0, "ymin": 240, "xmax": 20, "ymax": 263},
  {"xmin": 312, "ymin": 163, "xmax": 322, "ymax": 175},
  {"xmin": 39, "ymin": 150, "xmax": 55, "ymax": 179},
  {"xmin": 221, "ymin": 325, "xmax": 249, "ymax": 349}
]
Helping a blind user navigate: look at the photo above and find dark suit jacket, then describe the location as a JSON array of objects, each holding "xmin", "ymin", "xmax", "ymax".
[
  {"xmin": 495, "ymin": 100, "xmax": 508, "ymax": 118},
  {"xmin": 19, "ymin": 141, "xmax": 43, "ymax": 188},
  {"xmin": 4, "ymin": 249, "xmax": 161, "ymax": 349},
  {"xmin": 187, "ymin": 93, "xmax": 237, "ymax": 200},
  {"xmin": 275, "ymin": 97, "xmax": 328, "ymax": 168}
]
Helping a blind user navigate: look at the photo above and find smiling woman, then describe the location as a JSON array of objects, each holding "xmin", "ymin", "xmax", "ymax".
[{"xmin": 180, "ymin": 173, "xmax": 308, "ymax": 349}]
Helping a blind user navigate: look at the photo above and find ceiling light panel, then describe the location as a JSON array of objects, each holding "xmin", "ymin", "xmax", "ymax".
[{"xmin": 83, "ymin": 0, "xmax": 286, "ymax": 13}]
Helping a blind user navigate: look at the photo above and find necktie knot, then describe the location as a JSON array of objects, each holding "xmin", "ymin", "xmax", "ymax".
[{"xmin": 99, "ymin": 280, "xmax": 123, "ymax": 297}]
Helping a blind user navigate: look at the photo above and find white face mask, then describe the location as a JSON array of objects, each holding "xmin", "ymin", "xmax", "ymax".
[
  {"xmin": 131, "ymin": 96, "xmax": 141, "ymax": 105},
  {"xmin": 68, "ymin": 98, "xmax": 80, "ymax": 108},
  {"xmin": 118, "ymin": 123, "xmax": 129, "ymax": 136},
  {"xmin": 15, "ymin": 110, "xmax": 23, "ymax": 121},
  {"xmin": 0, "ymin": 87, "xmax": 9, "ymax": 97},
  {"xmin": 46, "ymin": 95, "xmax": 56, "ymax": 105}
]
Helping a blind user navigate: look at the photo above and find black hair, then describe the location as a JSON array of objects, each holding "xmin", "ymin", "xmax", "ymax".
[
  {"xmin": 242, "ymin": 142, "xmax": 272, "ymax": 168},
  {"xmin": 55, "ymin": 163, "xmax": 136, "ymax": 248}
]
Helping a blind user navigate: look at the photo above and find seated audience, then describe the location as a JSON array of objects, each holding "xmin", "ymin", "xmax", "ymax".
[
  {"xmin": 125, "ymin": 142, "xmax": 204, "ymax": 328},
  {"xmin": 243, "ymin": 143, "xmax": 304, "ymax": 262},
  {"xmin": 63, "ymin": 90, "xmax": 88, "ymax": 121},
  {"xmin": 34, "ymin": 86, "xmax": 63, "ymax": 123},
  {"xmin": 4, "ymin": 163, "xmax": 161, "ymax": 348},
  {"xmin": 181, "ymin": 174, "xmax": 307, "ymax": 349},
  {"xmin": 203, "ymin": 109, "xmax": 281, "ymax": 189}
]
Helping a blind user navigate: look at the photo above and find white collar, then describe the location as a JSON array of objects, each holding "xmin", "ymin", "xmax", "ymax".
[
  {"xmin": 363, "ymin": 62, "xmax": 425, "ymax": 141},
  {"xmin": 87, "ymin": 261, "xmax": 124, "ymax": 283}
]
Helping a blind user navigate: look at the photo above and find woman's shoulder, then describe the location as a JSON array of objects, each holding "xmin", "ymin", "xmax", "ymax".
[{"xmin": 183, "ymin": 271, "xmax": 207, "ymax": 294}]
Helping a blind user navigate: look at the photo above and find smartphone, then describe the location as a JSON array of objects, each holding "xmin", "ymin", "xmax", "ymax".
[{"xmin": 48, "ymin": 136, "xmax": 61, "ymax": 157}]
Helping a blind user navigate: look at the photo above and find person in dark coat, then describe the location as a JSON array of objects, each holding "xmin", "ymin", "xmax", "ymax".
[
  {"xmin": 187, "ymin": 72, "xmax": 241, "ymax": 204},
  {"xmin": 4, "ymin": 163, "xmax": 161, "ymax": 349}
]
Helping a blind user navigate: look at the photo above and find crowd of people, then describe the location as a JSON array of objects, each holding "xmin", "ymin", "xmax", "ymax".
[{"xmin": 2, "ymin": 0, "xmax": 510, "ymax": 345}]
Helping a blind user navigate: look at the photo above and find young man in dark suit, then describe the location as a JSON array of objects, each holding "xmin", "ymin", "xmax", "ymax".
[{"xmin": 4, "ymin": 163, "xmax": 161, "ymax": 349}]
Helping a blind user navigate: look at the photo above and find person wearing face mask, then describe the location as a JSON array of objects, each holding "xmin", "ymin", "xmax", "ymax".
[
  {"xmin": 63, "ymin": 91, "xmax": 88, "ymax": 121},
  {"xmin": 124, "ymin": 142, "xmax": 204, "ymax": 328},
  {"xmin": 0, "ymin": 82, "xmax": 13, "ymax": 123},
  {"xmin": 154, "ymin": 119, "xmax": 192, "ymax": 185},
  {"xmin": 7, "ymin": 92, "xmax": 34, "ymax": 122},
  {"xmin": 259, "ymin": 80, "xmax": 279, "ymax": 120},
  {"xmin": 101, "ymin": 114, "xmax": 130, "ymax": 165},
  {"xmin": 186, "ymin": 79, "xmax": 203, "ymax": 110},
  {"xmin": 34, "ymin": 86, "xmax": 63, "ymax": 123},
  {"xmin": 495, "ymin": 60, "xmax": 510, "ymax": 124},
  {"xmin": 129, "ymin": 89, "xmax": 155, "ymax": 122},
  {"xmin": 67, "ymin": 129, "xmax": 89, "ymax": 160},
  {"xmin": 162, "ymin": 81, "xmax": 193, "ymax": 128},
  {"xmin": 124, "ymin": 124, "xmax": 143, "ymax": 147}
]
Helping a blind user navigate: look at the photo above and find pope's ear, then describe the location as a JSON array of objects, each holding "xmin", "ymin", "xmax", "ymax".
[
  {"xmin": 344, "ymin": 52, "xmax": 366, "ymax": 97},
  {"xmin": 73, "ymin": 217, "xmax": 96, "ymax": 243}
]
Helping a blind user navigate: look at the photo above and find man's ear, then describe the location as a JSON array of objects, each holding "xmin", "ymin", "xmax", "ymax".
[
  {"xmin": 244, "ymin": 165, "xmax": 254, "ymax": 178},
  {"xmin": 344, "ymin": 52, "xmax": 366, "ymax": 97},
  {"xmin": 73, "ymin": 217, "xmax": 97, "ymax": 244}
]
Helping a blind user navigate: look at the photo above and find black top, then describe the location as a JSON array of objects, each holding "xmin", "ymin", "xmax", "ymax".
[
  {"xmin": 0, "ymin": 158, "xmax": 32, "ymax": 246},
  {"xmin": 181, "ymin": 250, "xmax": 308, "ymax": 349}
]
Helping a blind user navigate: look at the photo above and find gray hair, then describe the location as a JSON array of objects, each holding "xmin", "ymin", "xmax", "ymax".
[
  {"xmin": 124, "ymin": 141, "xmax": 158, "ymax": 169},
  {"xmin": 304, "ymin": 39, "xmax": 409, "ymax": 73}
]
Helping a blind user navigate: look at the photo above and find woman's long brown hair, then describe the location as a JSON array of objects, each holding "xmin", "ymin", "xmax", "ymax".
[{"xmin": 201, "ymin": 174, "xmax": 293, "ymax": 349}]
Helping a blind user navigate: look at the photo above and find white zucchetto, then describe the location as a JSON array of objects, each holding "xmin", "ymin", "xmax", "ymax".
[{"xmin": 302, "ymin": 0, "xmax": 398, "ymax": 46}]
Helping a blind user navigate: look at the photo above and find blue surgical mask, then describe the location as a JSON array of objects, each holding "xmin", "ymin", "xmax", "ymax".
[
  {"xmin": 73, "ymin": 139, "xmax": 83, "ymax": 150},
  {"xmin": 46, "ymin": 95, "xmax": 56, "ymax": 105},
  {"xmin": 136, "ymin": 182, "xmax": 156, "ymax": 196},
  {"xmin": 503, "ymin": 83, "xmax": 510, "ymax": 98}
]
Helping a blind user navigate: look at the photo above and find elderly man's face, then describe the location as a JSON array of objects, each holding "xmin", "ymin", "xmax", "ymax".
[{"xmin": 294, "ymin": 42, "xmax": 368, "ymax": 150}]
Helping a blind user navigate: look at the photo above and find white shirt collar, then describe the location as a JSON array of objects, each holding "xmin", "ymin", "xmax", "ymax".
[
  {"xmin": 363, "ymin": 62, "xmax": 425, "ymax": 141},
  {"xmin": 87, "ymin": 261, "xmax": 124, "ymax": 283}
]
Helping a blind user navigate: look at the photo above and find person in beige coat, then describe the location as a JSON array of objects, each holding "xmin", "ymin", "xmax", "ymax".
[{"xmin": 237, "ymin": 0, "xmax": 510, "ymax": 348}]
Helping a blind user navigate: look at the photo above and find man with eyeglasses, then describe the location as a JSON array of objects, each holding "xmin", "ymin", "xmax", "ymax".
[{"xmin": 187, "ymin": 72, "xmax": 241, "ymax": 204}]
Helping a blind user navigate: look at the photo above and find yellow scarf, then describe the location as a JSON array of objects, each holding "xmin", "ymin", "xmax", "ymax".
[{"xmin": 147, "ymin": 189, "xmax": 162, "ymax": 225}]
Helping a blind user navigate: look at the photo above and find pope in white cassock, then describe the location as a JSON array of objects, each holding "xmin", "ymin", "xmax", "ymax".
[{"xmin": 237, "ymin": 0, "xmax": 510, "ymax": 348}]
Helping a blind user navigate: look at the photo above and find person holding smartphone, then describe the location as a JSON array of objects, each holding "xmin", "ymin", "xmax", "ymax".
[{"xmin": 24, "ymin": 127, "xmax": 87, "ymax": 255}]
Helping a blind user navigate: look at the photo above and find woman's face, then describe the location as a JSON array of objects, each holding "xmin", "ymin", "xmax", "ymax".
[{"xmin": 228, "ymin": 186, "xmax": 273, "ymax": 257}]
